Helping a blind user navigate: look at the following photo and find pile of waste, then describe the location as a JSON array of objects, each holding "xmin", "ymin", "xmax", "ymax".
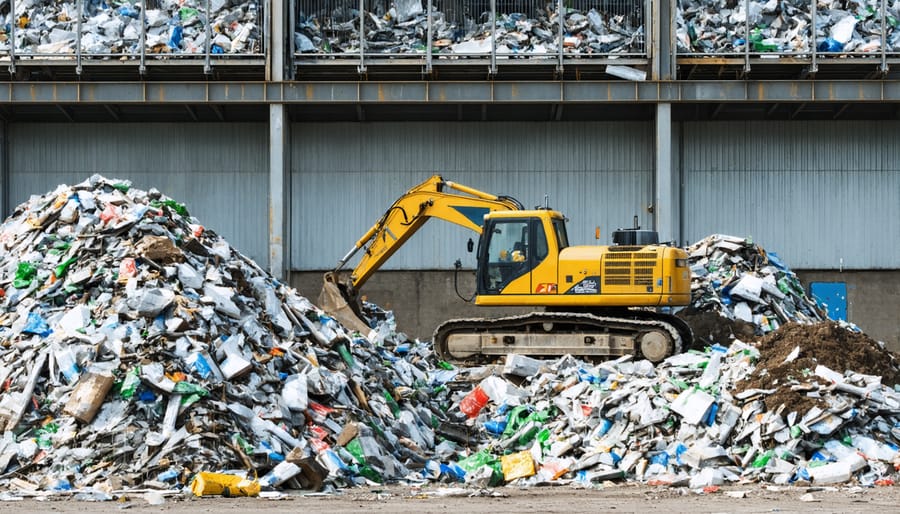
[
  {"xmin": 4, "ymin": 0, "xmax": 261, "ymax": 56},
  {"xmin": 433, "ymin": 234, "xmax": 900, "ymax": 489},
  {"xmin": 293, "ymin": 3, "xmax": 644, "ymax": 56},
  {"xmin": 676, "ymin": 0, "xmax": 898, "ymax": 55},
  {"xmin": 0, "ymin": 176, "xmax": 455, "ymax": 496},
  {"xmin": 0, "ymin": 177, "xmax": 898, "ymax": 500},
  {"xmin": 678, "ymin": 234, "xmax": 825, "ymax": 347},
  {"xmin": 442, "ymin": 324, "xmax": 900, "ymax": 489}
]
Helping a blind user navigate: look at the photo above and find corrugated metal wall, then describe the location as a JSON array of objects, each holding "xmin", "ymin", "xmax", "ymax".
[
  {"xmin": 682, "ymin": 121, "xmax": 900, "ymax": 269},
  {"xmin": 10, "ymin": 120, "xmax": 894, "ymax": 273},
  {"xmin": 7, "ymin": 123, "xmax": 269, "ymax": 264},
  {"xmin": 291, "ymin": 122, "xmax": 655, "ymax": 270}
]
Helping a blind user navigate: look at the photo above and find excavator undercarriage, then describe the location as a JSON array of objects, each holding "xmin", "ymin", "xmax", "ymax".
[{"xmin": 433, "ymin": 310, "xmax": 692, "ymax": 365}]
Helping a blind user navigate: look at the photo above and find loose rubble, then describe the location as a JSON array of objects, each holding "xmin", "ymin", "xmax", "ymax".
[
  {"xmin": 0, "ymin": 180, "xmax": 897, "ymax": 502},
  {"xmin": 293, "ymin": 2, "xmax": 644, "ymax": 57},
  {"xmin": 3, "ymin": 0, "xmax": 262, "ymax": 56}
]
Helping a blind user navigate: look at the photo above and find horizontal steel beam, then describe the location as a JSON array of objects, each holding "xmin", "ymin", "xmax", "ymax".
[{"xmin": 4, "ymin": 81, "xmax": 900, "ymax": 104}]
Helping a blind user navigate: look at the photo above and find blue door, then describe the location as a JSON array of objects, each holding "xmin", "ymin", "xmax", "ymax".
[{"xmin": 810, "ymin": 282, "xmax": 847, "ymax": 321}]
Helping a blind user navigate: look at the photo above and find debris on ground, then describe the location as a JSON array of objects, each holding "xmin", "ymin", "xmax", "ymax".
[
  {"xmin": 0, "ymin": 179, "xmax": 897, "ymax": 502},
  {"xmin": 678, "ymin": 234, "xmax": 826, "ymax": 344}
]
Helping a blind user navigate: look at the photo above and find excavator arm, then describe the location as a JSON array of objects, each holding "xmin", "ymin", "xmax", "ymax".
[{"xmin": 320, "ymin": 175, "xmax": 523, "ymax": 333}]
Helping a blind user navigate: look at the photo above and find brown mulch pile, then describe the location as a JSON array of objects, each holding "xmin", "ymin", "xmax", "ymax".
[{"xmin": 734, "ymin": 321, "xmax": 900, "ymax": 414}]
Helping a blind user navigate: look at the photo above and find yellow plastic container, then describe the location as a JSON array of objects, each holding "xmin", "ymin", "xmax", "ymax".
[
  {"xmin": 189, "ymin": 471, "xmax": 260, "ymax": 497},
  {"xmin": 501, "ymin": 451, "xmax": 536, "ymax": 482}
]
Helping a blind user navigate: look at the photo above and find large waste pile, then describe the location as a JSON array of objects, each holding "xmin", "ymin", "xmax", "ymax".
[
  {"xmin": 0, "ymin": 176, "xmax": 454, "ymax": 496},
  {"xmin": 4, "ymin": 0, "xmax": 261, "ymax": 56},
  {"xmin": 676, "ymin": 0, "xmax": 898, "ymax": 54},
  {"xmin": 294, "ymin": 2, "xmax": 644, "ymax": 56},
  {"xmin": 0, "ymin": 179, "xmax": 898, "ymax": 500}
]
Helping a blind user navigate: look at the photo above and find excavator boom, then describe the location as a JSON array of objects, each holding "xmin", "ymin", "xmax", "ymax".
[{"xmin": 319, "ymin": 175, "xmax": 522, "ymax": 333}]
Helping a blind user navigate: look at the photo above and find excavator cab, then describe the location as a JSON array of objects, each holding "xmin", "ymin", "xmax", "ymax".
[{"xmin": 476, "ymin": 211, "xmax": 563, "ymax": 295}]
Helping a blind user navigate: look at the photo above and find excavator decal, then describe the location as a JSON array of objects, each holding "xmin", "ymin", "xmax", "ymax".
[{"xmin": 566, "ymin": 277, "xmax": 601, "ymax": 294}]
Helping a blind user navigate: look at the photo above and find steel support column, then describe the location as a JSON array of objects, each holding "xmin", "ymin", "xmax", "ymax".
[
  {"xmin": 652, "ymin": 0, "xmax": 675, "ymax": 80},
  {"xmin": 654, "ymin": 103, "xmax": 678, "ymax": 244},
  {"xmin": 268, "ymin": 0, "xmax": 290, "ymax": 279},
  {"xmin": 0, "ymin": 121, "xmax": 7, "ymax": 218}
]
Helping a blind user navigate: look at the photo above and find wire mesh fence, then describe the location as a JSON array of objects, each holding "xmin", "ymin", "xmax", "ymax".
[
  {"xmin": 1, "ymin": 0, "xmax": 264, "ymax": 62},
  {"xmin": 292, "ymin": 0, "xmax": 646, "ymax": 60},
  {"xmin": 676, "ymin": 0, "xmax": 897, "ymax": 58}
]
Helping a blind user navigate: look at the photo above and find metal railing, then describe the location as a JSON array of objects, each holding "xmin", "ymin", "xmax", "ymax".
[
  {"xmin": 2, "ymin": 0, "xmax": 265, "ymax": 75},
  {"xmin": 677, "ymin": 0, "xmax": 897, "ymax": 72},
  {"xmin": 291, "ymin": 0, "xmax": 647, "ymax": 69}
]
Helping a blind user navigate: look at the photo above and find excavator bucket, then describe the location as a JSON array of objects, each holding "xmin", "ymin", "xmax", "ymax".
[{"xmin": 318, "ymin": 273, "xmax": 372, "ymax": 336}]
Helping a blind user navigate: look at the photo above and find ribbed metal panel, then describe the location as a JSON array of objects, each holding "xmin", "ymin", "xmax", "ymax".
[
  {"xmin": 292, "ymin": 122, "xmax": 654, "ymax": 270},
  {"xmin": 682, "ymin": 121, "xmax": 900, "ymax": 269},
  {"xmin": 7, "ymin": 123, "xmax": 269, "ymax": 264}
]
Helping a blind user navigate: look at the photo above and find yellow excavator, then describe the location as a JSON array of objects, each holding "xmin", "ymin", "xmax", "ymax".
[{"xmin": 320, "ymin": 175, "xmax": 693, "ymax": 364}]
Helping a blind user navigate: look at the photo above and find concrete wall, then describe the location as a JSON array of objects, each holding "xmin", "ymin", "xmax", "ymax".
[
  {"xmin": 795, "ymin": 270, "xmax": 900, "ymax": 352},
  {"xmin": 293, "ymin": 269, "xmax": 900, "ymax": 352}
]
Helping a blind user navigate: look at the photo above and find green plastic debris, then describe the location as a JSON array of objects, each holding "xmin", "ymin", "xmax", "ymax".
[
  {"xmin": 337, "ymin": 343, "xmax": 355, "ymax": 368},
  {"xmin": 13, "ymin": 262, "xmax": 37, "ymax": 289},
  {"xmin": 345, "ymin": 438, "xmax": 365, "ymax": 464},
  {"xmin": 751, "ymin": 449, "xmax": 775, "ymax": 468},
  {"xmin": 345, "ymin": 438, "xmax": 381, "ymax": 482},
  {"xmin": 382, "ymin": 389, "xmax": 401, "ymax": 418},
  {"xmin": 437, "ymin": 361, "xmax": 454, "ymax": 370},
  {"xmin": 232, "ymin": 433, "xmax": 254, "ymax": 454},
  {"xmin": 119, "ymin": 367, "xmax": 142, "ymax": 399},
  {"xmin": 54, "ymin": 257, "xmax": 78, "ymax": 279},
  {"xmin": 112, "ymin": 182, "xmax": 130, "ymax": 193},
  {"xmin": 173, "ymin": 381, "xmax": 208, "ymax": 406},
  {"xmin": 179, "ymin": 7, "xmax": 199, "ymax": 21},
  {"xmin": 668, "ymin": 376, "xmax": 689, "ymax": 391},
  {"xmin": 502, "ymin": 406, "xmax": 551, "ymax": 439},
  {"xmin": 457, "ymin": 450, "xmax": 503, "ymax": 486},
  {"xmin": 151, "ymin": 199, "xmax": 189, "ymax": 217},
  {"xmin": 35, "ymin": 422, "xmax": 60, "ymax": 449}
]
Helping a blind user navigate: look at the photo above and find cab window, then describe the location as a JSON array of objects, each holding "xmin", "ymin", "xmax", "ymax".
[{"xmin": 553, "ymin": 218, "xmax": 569, "ymax": 249}]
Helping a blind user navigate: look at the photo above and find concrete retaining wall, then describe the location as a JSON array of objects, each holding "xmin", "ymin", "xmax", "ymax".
[{"xmin": 292, "ymin": 270, "xmax": 900, "ymax": 352}]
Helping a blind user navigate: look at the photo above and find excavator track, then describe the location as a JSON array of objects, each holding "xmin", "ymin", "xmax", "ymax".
[{"xmin": 433, "ymin": 311, "xmax": 691, "ymax": 366}]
